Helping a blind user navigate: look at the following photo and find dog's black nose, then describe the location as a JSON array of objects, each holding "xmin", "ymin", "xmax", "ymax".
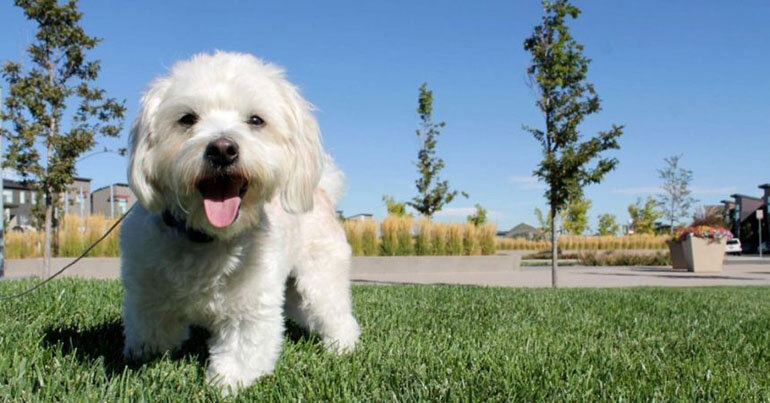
[{"xmin": 205, "ymin": 137, "xmax": 239, "ymax": 167}]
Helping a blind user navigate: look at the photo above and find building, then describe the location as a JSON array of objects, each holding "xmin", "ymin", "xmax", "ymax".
[
  {"xmin": 499, "ymin": 223, "xmax": 542, "ymax": 240},
  {"xmin": 2, "ymin": 179, "xmax": 36, "ymax": 229},
  {"xmin": 721, "ymin": 184, "xmax": 770, "ymax": 253},
  {"xmin": 61, "ymin": 177, "xmax": 92, "ymax": 218},
  {"xmin": 345, "ymin": 213, "xmax": 374, "ymax": 222},
  {"xmin": 90, "ymin": 183, "xmax": 137, "ymax": 218},
  {"xmin": 2, "ymin": 177, "xmax": 91, "ymax": 229}
]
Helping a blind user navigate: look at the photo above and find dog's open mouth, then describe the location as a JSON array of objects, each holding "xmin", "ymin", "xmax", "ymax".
[{"xmin": 197, "ymin": 175, "xmax": 248, "ymax": 228}]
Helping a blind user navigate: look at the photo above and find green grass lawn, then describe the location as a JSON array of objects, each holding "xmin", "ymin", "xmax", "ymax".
[{"xmin": 2, "ymin": 279, "xmax": 770, "ymax": 401}]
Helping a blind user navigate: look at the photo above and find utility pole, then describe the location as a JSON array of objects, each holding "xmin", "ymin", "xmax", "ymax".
[
  {"xmin": 109, "ymin": 184, "xmax": 114, "ymax": 218},
  {"xmin": 758, "ymin": 209, "xmax": 764, "ymax": 258},
  {"xmin": 0, "ymin": 88, "xmax": 4, "ymax": 278}
]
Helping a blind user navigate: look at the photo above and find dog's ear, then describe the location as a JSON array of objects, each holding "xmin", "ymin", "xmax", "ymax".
[
  {"xmin": 127, "ymin": 78, "xmax": 170, "ymax": 213},
  {"xmin": 278, "ymin": 82, "xmax": 323, "ymax": 214}
]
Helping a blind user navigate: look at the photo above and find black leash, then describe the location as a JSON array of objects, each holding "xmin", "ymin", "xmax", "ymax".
[{"xmin": 0, "ymin": 205, "xmax": 134, "ymax": 300}]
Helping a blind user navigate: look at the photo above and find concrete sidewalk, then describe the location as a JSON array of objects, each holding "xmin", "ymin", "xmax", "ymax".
[{"xmin": 4, "ymin": 255, "xmax": 770, "ymax": 288}]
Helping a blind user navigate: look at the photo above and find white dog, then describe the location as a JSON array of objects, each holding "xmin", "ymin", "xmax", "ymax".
[{"xmin": 120, "ymin": 51, "xmax": 360, "ymax": 391}]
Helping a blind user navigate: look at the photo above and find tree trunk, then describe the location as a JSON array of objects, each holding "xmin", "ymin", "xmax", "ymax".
[
  {"xmin": 550, "ymin": 205, "xmax": 557, "ymax": 288},
  {"xmin": 43, "ymin": 193, "xmax": 53, "ymax": 278}
]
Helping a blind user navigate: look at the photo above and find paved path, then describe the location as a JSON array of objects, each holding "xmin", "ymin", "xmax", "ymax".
[{"xmin": 3, "ymin": 255, "xmax": 770, "ymax": 288}]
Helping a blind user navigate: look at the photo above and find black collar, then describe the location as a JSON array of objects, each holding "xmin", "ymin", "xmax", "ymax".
[{"xmin": 162, "ymin": 210, "xmax": 214, "ymax": 243}]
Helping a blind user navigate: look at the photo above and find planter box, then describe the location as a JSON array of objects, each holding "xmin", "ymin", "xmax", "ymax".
[{"xmin": 667, "ymin": 237, "xmax": 726, "ymax": 272}]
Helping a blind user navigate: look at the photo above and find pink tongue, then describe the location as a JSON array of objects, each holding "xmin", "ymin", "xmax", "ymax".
[{"xmin": 203, "ymin": 196, "xmax": 242, "ymax": 228}]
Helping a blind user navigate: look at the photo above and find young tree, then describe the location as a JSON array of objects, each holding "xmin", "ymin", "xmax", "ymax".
[
  {"xmin": 596, "ymin": 213, "xmax": 619, "ymax": 236},
  {"xmin": 657, "ymin": 155, "xmax": 697, "ymax": 233},
  {"xmin": 562, "ymin": 196, "xmax": 592, "ymax": 235},
  {"xmin": 382, "ymin": 195, "xmax": 409, "ymax": 217},
  {"xmin": 523, "ymin": 0, "xmax": 623, "ymax": 287},
  {"xmin": 628, "ymin": 197, "xmax": 662, "ymax": 235},
  {"xmin": 408, "ymin": 83, "xmax": 465, "ymax": 217},
  {"xmin": 0, "ymin": 0, "xmax": 125, "ymax": 276},
  {"xmin": 467, "ymin": 203, "xmax": 487, "ymax": 226},
  {"xmin": 534, "ymin": 207, "xmax": 553, "ymax": 239}
]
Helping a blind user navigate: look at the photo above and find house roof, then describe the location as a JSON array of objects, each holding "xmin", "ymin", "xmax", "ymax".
[
  {"xmin": 345, "ymin": 213, "xmax": 373, "ymax": 219},
  {"xmin": 731, "ymin": 193, "xmax": 763, "ymax": 201},
  {"xmin": 506, "ymin": 223, "xmax": 541, "ymax": 236},
  {"xmin": 2, "ymin": 179, "xmax": 35, "ymax": 190},
  {"xmin": 91, "ymin": 183, "xmax": 132, "ymax": 193}
]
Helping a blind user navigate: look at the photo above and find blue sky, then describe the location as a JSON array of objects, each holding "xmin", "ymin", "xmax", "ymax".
[{"xmin": 1, "ymin": 0, "xmax": 769, "ymax": 231}]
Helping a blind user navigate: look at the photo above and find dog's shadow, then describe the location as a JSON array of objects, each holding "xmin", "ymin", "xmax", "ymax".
[{"xmin": 42, "ymin": 319, "xmax": 319, "ymax": 378}]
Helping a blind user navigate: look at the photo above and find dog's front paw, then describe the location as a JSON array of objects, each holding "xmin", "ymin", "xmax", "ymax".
[
  {"xmin": 206, "ymin": 355, "xmax": 273, "ymax": 395},
  {"xmin": 323, "ymin": 316, "xmax": 360, "ymax": 354},
  {"xmin": 123, "ymin": 341, "xmax": 162, "ymax": 362}
]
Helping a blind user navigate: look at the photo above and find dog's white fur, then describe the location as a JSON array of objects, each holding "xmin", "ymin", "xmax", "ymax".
[{"xmin": 120, "ymin": 51, "xmax": 360, "ymax": 391}]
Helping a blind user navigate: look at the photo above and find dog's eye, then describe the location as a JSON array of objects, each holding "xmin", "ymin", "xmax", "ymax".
[
  {"xmin": 248, "ymin": 115, "xmax": 265, "ymax": 127},
  {"xmin": 178, "ymin": 113, "xmax": 198, "ymax": 126}
]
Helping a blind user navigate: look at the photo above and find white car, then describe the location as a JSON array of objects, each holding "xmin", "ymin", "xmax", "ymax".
[{"xmin": 725, "ymin": 239, "xmax": 742, "ymax": 255}]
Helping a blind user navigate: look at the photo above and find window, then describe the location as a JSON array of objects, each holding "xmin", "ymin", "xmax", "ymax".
[
  {"xmin": 31, "ymin": 192, "xmax": 37, "ymax": 204},
  {"xmin": 19, "ymin": 191, "xmax": 25, "ymax": 204},
  {"xmin": 3, "ymin": 190, "xmax": 12, "ymax": 204}
]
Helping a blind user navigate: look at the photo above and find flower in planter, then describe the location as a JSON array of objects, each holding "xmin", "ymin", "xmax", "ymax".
[{"xmin": 675, "ymin": 225, "xmax": 733, "ymax": 243}]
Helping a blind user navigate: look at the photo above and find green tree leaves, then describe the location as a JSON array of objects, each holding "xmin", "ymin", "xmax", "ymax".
[
  {"xmin": 1, "ymin": 0, "xmax": 126, "ymax": 275},
  {"xmin": 562, "ymin": 196, "xmax": 591, "ymax": 236},
  {"xmin": 523, "ymin": 0, "xmax": 623, "ymax": 215},
  {"xmin": 596, "ymin": 213, "xmax": 620, "ymax": 236},
  {"xmin": 408, "ymin": 83, "xmax": 465, "ymax": 218},
  {"xmin": 628, "ymin": 197, "xmax": 663, "ymax": 235},
  {"xmin": 657, "ymin": 155, "xmax": 697, "ymax": 233},
  {"xmin": 523, "ymin": 0, "xmax": 623, "ymax": 286},
  {"xmin": 467, "ymin": 204, "xmax": 487, "ymax": 226}
]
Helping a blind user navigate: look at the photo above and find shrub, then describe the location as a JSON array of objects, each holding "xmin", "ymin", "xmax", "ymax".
[
  {"xmin": 447, "ymin": 224, "xmax": 464, "ymax": 255},
  {"xmin": 84, "ymin": 215, "xmax": 120, "ymax": 257},
  {"xmin": 379, "ymin": 216, "xmax": 400, "ymax": 256},
  {"xmin": 58, "ymin": 214, "xmax": 84, "ymax": 257},
  {"xmin": 430, "ymin": 222, "xmax": 447, "ymax": 255},
  {"xmin": 344, "ymin": 220, "xmax": 364, "ymax": 256},
  {"xmin": 462, "ymin": 223, "xmax": 480, "ymax": 255},
  {"xmin": 4, "ymin": 230, "xmax": 41, "ymax": 258},
  {"xmin": 414, "ymin": 218, "xmax": 433, "ymax": 256},
  {"xmin": 478, "ymin": 224, "xmax": 497, "ymax": 255},
  {"xmin": 5, "ymin": 214, "xmax": 121, "ymax": 258},
  {"xmin": 577, "ymin": 251, "xmax": 671, "ymax": 266},
  {"xmin": 496, "ymin": 235, "xmax": 668, "ymax": 251},
  {"xmin": 396, "ymin": 216, "xmax": 414, "ymax": 256},
  {"xmin": 361, "ymin": 219, "xmax": 378, "ymax": 256}
]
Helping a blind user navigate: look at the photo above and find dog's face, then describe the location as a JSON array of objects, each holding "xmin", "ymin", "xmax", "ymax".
[{"xmin": 128, "ymin": 52, "xmax": 322, "ymax": 238}]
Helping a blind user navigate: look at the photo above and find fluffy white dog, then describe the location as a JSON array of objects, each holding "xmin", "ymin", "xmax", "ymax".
[{"xmin": 120, "ymin": 51, "xmax": 360, "ymax": 391}]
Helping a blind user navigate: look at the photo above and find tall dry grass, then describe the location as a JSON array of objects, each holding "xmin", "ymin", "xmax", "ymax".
[
  {"xmin": 4, "ymin": 214, "xmax": 121, "ymax": 258},
  {"xmin": 360, "ymin": 219, "xmax": 378, "ymax": 256},
  {"xmin": 343, "ymin": 216, "xmax": 499, "ymax": 256},
  {"xmin": 446, "ymin": 224, "xmax": 464, "ymax": 255},
  {"xmin": 496, "ymin": 234, "xmax": 669, "ymax": 251},
  {"xmin": 4, "ymin": 230, "xmax": 42, "ymax": 259},
  {"xmin": 462, "ymin": 223, "xmax": 480, "ymax": 255},
  {"xmin": 379, "ymin": 216, "xmax": 400, "ymax": 256},
  {"xmin": 478, "ymin": 224, "xmax": 497, "ymax": 255},
  {"xmin": 414, "ymin": 218, "xmax": 433, "ymax": 256},
  {"xmin": 430, "ymin": 222, "xmax": 447, "ymax": 255},
  {"xmin": 343, "ymin": 220, "xmax": 364, "ymax": 256}
]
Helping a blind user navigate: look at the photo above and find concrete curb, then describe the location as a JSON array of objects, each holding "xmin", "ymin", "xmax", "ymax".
[{"xmin": 4, "ymin": 255, "xmax": 521, "ymax": 280}]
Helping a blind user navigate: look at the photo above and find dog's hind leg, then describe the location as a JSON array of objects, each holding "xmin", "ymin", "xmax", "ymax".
[{"xmin": 287, "ymin": 239, "xmax": 360, "ymax": 353}]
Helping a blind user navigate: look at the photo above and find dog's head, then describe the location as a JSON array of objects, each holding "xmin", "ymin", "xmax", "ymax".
[{"xmin": 128, "ymin": 51, "xmax": 322, "ymax": 238}]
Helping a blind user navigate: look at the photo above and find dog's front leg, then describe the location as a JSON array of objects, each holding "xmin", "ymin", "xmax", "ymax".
[{"xmin": 206, "ymin": 293, "xmax": 285, "ymax": 392}]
